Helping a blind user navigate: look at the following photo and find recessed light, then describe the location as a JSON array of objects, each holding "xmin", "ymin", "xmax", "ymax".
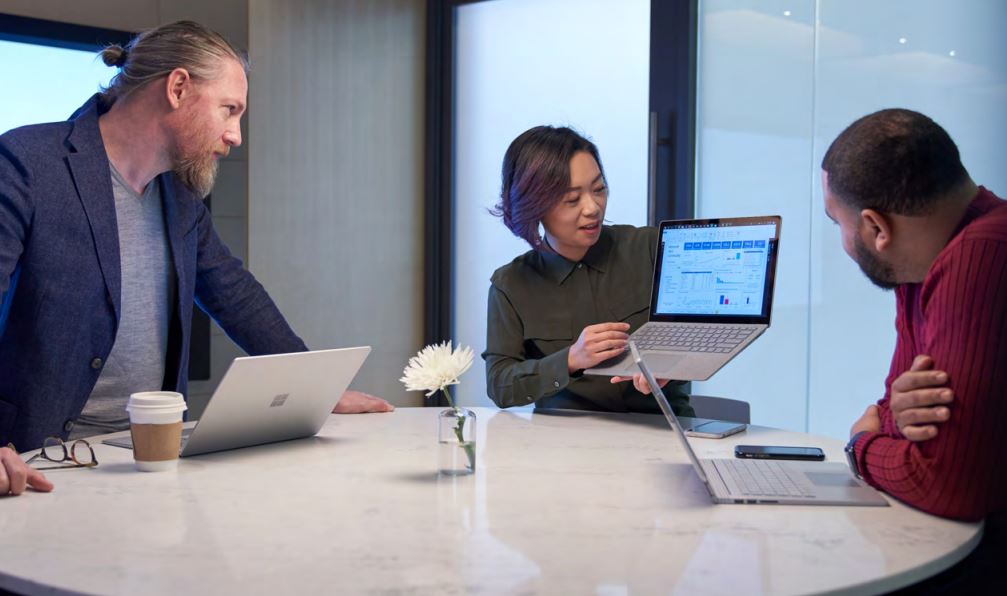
[
  {"xmin": 949, "ymin": 50, "xmax": 956, "ymax": 57},
  {"xmin": 783, "ymin": 10, "xmax": 791, "ymax": 17},
  {"xmin": 899, "ymin": 37, "xmax": 908, "ymax": 44}
]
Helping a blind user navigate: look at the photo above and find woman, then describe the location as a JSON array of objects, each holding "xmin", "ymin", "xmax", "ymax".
[{"xmin": 483, "ymin": 125, "xmax": 694, "ymax": 415}]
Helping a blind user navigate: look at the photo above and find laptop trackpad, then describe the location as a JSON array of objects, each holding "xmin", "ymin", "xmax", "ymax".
[
  {"xmin": 589, "ymin": 351, "xmax": 684, "ymax": 376},
  {"xmin": 642, "ymin": 353, "xmax": 685, "ymax": 375},
  {"xmin": 806, "ymin": 471, "xmax": 861, "ymax": 488}
]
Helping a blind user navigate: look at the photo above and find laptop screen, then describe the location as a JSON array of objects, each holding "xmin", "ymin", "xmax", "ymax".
[{"xmin": 650, "ymin": 216, "xmax": 781, "ymax": 324}]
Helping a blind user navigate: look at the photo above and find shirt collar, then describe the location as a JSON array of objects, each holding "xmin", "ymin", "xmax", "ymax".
[
  {"xmin": 950, "ymin": 185, "xmax": 999, "ymax": 238},
  {"xmin": 537, "ymin": 226, "xmax": 613, "ymax": 284}
]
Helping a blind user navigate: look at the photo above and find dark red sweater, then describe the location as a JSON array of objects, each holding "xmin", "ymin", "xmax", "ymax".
[{"xmin": 852, "ymin": 187, "xmax": 1007, "ymax": 521}]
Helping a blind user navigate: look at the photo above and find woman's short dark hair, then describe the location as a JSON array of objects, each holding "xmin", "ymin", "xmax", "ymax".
[
  {"xmin": 492, "ymin": 126, "xmax": 605, "ymax": 250},
  {"xmin": 821, "ymin": 108, "xmax": 968, "ymax": 215}
]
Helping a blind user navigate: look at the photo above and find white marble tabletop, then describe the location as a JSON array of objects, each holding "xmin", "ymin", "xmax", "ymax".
[{"xmin": 0, "ymin": 407, "xmax": 981, "ymax": 595}]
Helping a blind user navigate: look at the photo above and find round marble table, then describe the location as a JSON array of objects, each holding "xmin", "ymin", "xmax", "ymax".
[{"xmin": 0, "ymin": 407, "xmax": 982, "ymax": 595}]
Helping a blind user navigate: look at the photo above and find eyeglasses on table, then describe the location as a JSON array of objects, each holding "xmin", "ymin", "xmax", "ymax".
[{"xmin": 6, "ymin": 437, "xmax": 99, "ymax": 470}]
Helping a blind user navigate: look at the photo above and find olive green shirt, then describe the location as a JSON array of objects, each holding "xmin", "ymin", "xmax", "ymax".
[{"xmin": 483, "ymin": 225, "xmax": 694, "ymax": 416}]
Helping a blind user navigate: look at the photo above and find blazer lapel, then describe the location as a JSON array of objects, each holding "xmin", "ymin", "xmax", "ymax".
[{"xmin": 65, "ymin": 99, "xmax": 121, "ymax": 321}]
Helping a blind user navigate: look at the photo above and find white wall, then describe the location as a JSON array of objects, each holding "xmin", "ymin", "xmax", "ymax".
[
  {"xmin": 695, "ymin": 0, "xmax": 1007, "ymax": 438},
  {"xmin": 248, "ymin": 0, "xmax": 425, "ymax": 406},
  {"xmin": 452, "ymin": 0, "xmax": 650, "ymax": 407}
]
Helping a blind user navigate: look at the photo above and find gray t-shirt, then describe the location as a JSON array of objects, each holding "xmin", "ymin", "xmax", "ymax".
[{"xmin": 72, "ymin": 166, "xmax": 176, "ymax": 439}]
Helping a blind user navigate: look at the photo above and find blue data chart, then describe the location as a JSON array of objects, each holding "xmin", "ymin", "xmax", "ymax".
[{"xmin": 656, "ymin": 223, "xmax": 776, "ymax": 316}]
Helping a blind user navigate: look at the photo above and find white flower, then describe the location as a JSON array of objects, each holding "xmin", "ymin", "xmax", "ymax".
[{"xmin": 400, "ymin": 342, "xmax": 475, "ymax": 397}]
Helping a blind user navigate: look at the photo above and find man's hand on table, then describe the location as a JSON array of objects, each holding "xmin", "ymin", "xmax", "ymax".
[
  {"xmin": 890, "ymin": 355, "xmax": 953, "ymax": 441},
  {"xmin": 1, "ymin": 446, "xmax": 54, "ymax": 496},
  {"xmin": 332, "ymin": 390, "xmax": 395, "ymax": 414},
  {"xmin": 850, "ymin": 404, "xmax": 881, "ymax": 438}
]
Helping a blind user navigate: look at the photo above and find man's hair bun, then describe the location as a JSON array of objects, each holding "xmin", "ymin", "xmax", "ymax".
[{"xmin": 101, "ymin": 44, "xmax": 128, "ymax": 68}]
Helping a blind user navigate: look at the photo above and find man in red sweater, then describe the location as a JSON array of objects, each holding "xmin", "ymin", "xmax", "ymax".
[{"xmin": 822, "ymin": 108, "xmax": 1005, "ymax": 586}]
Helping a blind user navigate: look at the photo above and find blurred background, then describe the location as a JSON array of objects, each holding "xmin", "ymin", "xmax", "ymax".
[{"xmin": 2, "ymin": 0, "xmax": 1004, "ymax": 440}]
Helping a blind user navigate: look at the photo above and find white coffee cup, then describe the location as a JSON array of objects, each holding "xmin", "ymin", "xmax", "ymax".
[{"xmin": 126, "ymin": 391, "xmax": 187, "ymax": 472}]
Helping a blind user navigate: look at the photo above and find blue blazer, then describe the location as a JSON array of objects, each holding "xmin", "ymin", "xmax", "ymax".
[{"xmin": 0, "ymin": 95, "xmax": 307, "ymax": 450}]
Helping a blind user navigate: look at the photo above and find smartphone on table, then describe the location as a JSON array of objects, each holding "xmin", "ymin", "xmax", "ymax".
[
  {"xmin": 734, "ymin": 445, "xmax": 825, "ymax": 461},
  {"xmin": 684, "ymin": 419, "xmax": 746, "ymax": 439}
]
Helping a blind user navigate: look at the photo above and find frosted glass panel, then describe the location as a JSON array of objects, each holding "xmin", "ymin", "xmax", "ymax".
[
  {"xmin": 697, "ymin": 0, "xmax": 1007, "ymax": 438},
  {"xmin": 694, "ymin": 1, "xmax": 815, "ymax": 433},
  {"xmin": 808, "ymin": 0, "xmax": 1007, "ymax": 439},
  {"xmin": 453, "ymin": 0, "xmax": 650, "ymax": 407}
]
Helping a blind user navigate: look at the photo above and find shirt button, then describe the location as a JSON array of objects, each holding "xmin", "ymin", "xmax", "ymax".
[
  {"xmin": 63, "ymin": 420, "xmax": 75, "ymax": 433},
  {"xmin": 90, "ymin": 357, "xmax": 103, "ymax": 370},
  {"xmin": 577, "ymin": 263, "xmax": 583, "ymax": 269}
]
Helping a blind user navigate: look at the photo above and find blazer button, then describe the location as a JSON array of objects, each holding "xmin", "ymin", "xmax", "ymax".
[
  {"xmin": 553, "ymin": 380, "xmax": 560, "ymax": 388},
  {"xmin": 64, "ymin": 420, "xmax": 75, "ymax": 433},
  {"xmin": 91, "ymin": 357, "xmax": 103, "ymax": 370}
]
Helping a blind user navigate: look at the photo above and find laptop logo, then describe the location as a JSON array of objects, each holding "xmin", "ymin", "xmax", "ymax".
[{"xmin": 269, "ymin": 393, "xmax": 289, "ymax": 408}]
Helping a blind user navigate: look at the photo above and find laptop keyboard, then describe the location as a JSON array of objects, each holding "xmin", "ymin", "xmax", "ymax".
[
  {"xmin": 714, "ymin": 458, "xmax": 815, "ymax": 498},
  {"xmin": 633, "ymin": 324, "xmax": 754, "ymax": 353}
]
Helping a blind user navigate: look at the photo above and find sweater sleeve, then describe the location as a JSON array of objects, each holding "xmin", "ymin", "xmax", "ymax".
[
  {"xmin": 854, "ymin": 237, "xmax": 1007, "ymax": 521},
  {"xmin": 875, "ymin": 298, "xmax": 914, "ymax": 438}
]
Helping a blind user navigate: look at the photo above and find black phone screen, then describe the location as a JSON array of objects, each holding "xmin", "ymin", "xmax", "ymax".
[{"xmin": 734, "ymin": 445, "xmax": 825, "ymax": 461}]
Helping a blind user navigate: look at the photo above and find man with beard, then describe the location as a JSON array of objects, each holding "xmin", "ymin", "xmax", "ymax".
[
  {"xmin": 0, "ymin": 21, "xmax": 391, "ymax": 495},
  {"xmin": 823, "ymin": 108, "xmax": 1006, "ymax": 587}
]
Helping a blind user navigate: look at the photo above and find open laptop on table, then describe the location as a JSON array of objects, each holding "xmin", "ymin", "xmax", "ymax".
[
  {"xmin": 631, "ymin": 342, "xmax": 887, "ymax": 506},
  {"xmin": 588, "ymin": 215, "xmax": 781, "ymax": 380},
  {"xmin": 104, "ymin": 346, "xmax": 370, "ymax": 457}
]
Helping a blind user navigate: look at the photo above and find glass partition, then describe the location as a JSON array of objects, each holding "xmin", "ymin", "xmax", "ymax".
[
  {"xmin": 696, "ymin": 0, "xmax": 1007, "ymax": 437},
  {"xmin": 452, "ymin": 0, "xmax": 650, "ymax": 406}
]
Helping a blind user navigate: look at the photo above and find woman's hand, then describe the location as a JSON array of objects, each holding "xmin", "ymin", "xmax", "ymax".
[
  {"xmin": 610, "ymin": 374, "xmax": 669, "ymax": 395},
  {"xmin": 567, "ymin": 322, "xmax": 630, "ymax": 373}
]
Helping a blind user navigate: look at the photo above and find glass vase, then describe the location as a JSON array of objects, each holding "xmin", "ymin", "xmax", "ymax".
[{"xmin": 438, "ymin": 407, "xmax": 476, "ymax": 475}]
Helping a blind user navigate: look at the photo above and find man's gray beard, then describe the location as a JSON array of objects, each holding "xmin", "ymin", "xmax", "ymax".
[{"xmin": 173, "ymin": 154, "xmax": 218, "ymax": 199}]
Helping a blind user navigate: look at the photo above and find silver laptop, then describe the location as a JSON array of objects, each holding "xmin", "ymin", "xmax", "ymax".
[
  {"xmin": 631, "ymin": 342, "xmax": 887, "ymax": 506},
  {"xmin": 588, "ymin": 216, "xmax": 781, "ymax": 380},
  {"xmin": 104, "ymin": 347, "xmax": 370, "ymax": 456}
]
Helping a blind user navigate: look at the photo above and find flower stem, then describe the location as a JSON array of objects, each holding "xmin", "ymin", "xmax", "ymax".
[{"xmin": 441, "ymin": 388, "xmax": 475, "ymax": 472}]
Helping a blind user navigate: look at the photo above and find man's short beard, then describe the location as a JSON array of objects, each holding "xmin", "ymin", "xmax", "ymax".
[
  {"xmin": 853, "ymin": 233, "xmax": 898, "ymax": 290},
  {"xmin": 172, "ymin": 150, "xmax": 218, "ymax": 199}
]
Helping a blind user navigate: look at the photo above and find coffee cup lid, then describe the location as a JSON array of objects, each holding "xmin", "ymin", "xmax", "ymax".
[{"xmin": 127, "ymin": 392, "xmax": 187, "ymax": 412}]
